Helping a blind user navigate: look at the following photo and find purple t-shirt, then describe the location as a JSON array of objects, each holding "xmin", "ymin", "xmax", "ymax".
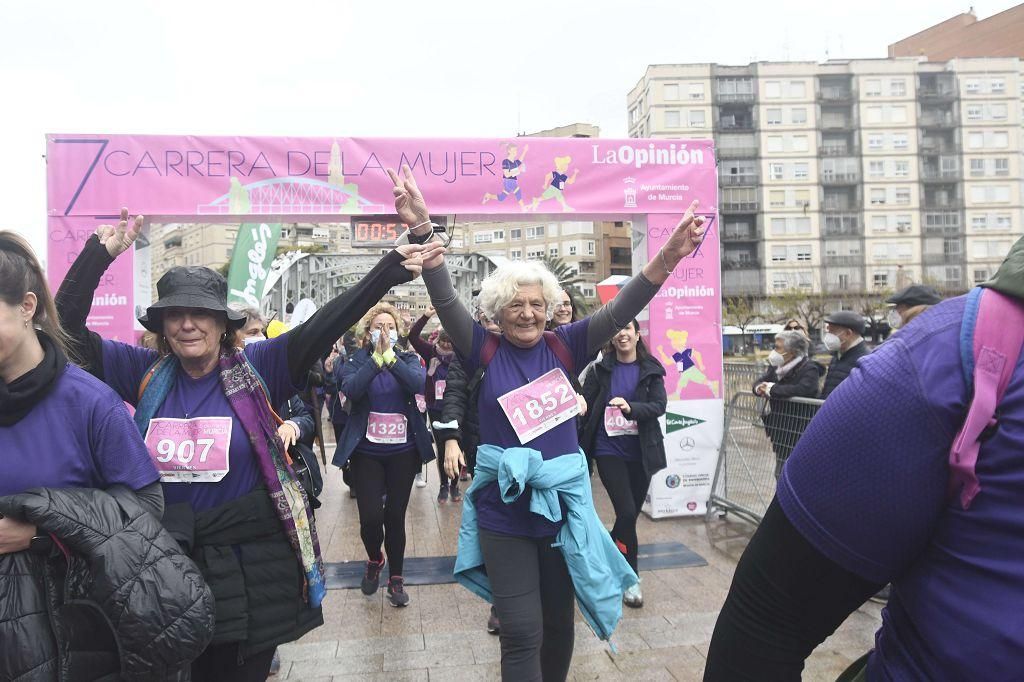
[
  {"xmin": 357, "ymin": 369, "xmax": 416, "ymax": 457},
  {"xmin": 0, "ymin": 364, "xmax": 158, "ymax": 496},
  {"xmin": 101, "ymin": 335, "xmax": 299, "ymax": 512},
  {"xmin": 777, "ymin": 296, "xmax": 1024, "ymax": 681},
  {"xmin": 460, "ymin": 319, "xmax": 593, "ymax": 537},
  {"xmin": 594, "ymin": 361, "xmax": 642, "ymax": 461}
]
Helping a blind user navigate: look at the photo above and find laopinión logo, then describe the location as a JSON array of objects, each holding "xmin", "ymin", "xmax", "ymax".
[{"xmin": 665, "ymin": 412, "xmax": 706, "ymax": 434}]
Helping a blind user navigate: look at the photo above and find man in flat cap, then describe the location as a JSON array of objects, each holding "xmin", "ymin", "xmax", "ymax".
[
  {"xmin": 886, "ymin": 284, "xmax": 942, "ymax": 331},
  {"xmin": 820, "ymin": 310, "xmax": 871, "ymax": 399}
]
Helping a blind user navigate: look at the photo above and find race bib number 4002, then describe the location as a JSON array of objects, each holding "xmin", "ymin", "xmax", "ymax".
[
  {"xmin": 144, "ymin": 417, "xmax": 232, "ymax": 483},
  {"xmin": 497, "ymin": 368, "xmax": 580, "ymax": 444}
]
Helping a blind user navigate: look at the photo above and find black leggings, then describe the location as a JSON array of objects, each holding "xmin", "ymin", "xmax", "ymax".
[
  {"xmin": 430, "ymin": 419, "xmax": 452, "ymax": 487},
  {"xmin": 479, "ymin": 528, "xmax": 575, "ymax": 682},
  {"xmin": 190, "ymin": 642, "xmax": 276, "ymax": 682},
  {"xmin": 595, "ymin": 456, "xmax": 651, "ymax": 574},
  {"xmin": 348, "ymin": 450, "xmax": 421, "ymax": 576}
]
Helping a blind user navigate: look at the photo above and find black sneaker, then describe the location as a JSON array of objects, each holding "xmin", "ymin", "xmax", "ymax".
[
  {"xmin": 450, "ymin": 481, "xmax": 462, "ymax": 503},
  {"xmin": 360, "ymin": 557, "xmax": 385, "ymax": 595},
  {"xmin": 437, "ymin": 484, "xmax": 449, "ymax": 504},
  {"xmin": 487, "ymin": 606, "xmax": 500, "ymax": 634},
  {"xmin": 387, "ymin": 576, "xmax": 410, "ymax": 607}
]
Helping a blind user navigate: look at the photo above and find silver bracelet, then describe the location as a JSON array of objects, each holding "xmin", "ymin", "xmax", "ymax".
[{"xmin": 660, "ymin": 250, "xmax": 675, "ymax": 275}]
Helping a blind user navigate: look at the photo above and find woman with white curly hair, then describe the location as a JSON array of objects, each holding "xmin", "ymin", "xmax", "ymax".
[{"xmin": 386, "ymin": 165, "xmax": 707, "ymax": 680}]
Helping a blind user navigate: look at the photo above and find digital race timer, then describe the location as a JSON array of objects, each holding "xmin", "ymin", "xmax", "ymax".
[{"xmin": 350, "ymin": 216, "xmax": 448, "ymax": 248}]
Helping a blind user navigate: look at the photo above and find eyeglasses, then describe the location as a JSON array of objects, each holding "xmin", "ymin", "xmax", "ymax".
[{"xmin": 555, "ymin": 302, "xmax": 573, "ymax": 309}]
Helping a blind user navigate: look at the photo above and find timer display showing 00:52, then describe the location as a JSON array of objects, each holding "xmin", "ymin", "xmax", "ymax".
[{"xmin": 351, "ymin": 220, "xmax": 401, "ymax": 247}]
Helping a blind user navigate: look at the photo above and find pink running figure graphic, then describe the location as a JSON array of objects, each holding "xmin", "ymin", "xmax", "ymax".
[
  {"xmin": 483, "ymin": 143, "xmax": 529, "ymax": 210},
  {"xmin": 530, "ymin": 155, "xmax": 580, "ymax": 212},
  {"xmin": 657, "ymin": 329, "xmax": 720, "ymax": 399}
]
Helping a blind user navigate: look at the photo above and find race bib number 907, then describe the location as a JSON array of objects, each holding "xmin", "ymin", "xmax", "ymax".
[
  {"xmin": 497, "ymin": 368, "xmax": 580, "ymax": 444},
  {"xmin": 144, "ymin": 417, "xmax": 232, "ymax": 483}
]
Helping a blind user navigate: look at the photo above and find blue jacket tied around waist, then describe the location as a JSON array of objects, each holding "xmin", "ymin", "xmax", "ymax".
[{"xmin": 453, "ymin": 444, "xmax": 639, "ymax": 644}]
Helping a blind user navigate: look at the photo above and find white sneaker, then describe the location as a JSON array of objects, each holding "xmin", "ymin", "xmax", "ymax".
[
  {"xmin": 414, "ymin": 472, "xmax": 427, "ymax": 488},
  {"xmin": 623, "ymin": 581, "xmax": 643, "ymax": 609}
]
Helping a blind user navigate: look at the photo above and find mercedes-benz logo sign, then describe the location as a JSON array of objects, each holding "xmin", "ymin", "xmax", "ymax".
[{"xmin": 679, "ymin": 437, "xmax": 696, "ymax": 452}]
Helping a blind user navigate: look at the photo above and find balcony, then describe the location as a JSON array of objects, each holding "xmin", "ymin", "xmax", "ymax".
[
  {"xmin": 818, "ymin": 87, "xmax": 855, "ymax": 102},
  {"xmin": 923, "ymin": 217, "xmax": 962, "ymax": 236},
  {"xmin": 722, "ymin": 228, "xmax": 759, "ymax": 242},
  {"xmin": 820, "ymin": 116, "xmax": 856, "ymax": 131},
  {"xmin": 721, "ymin": 199, "xmax": 760, "ymax": 212},
  {"xmin": 823, "ymin": 255, "xmax": 864, "ymax": 266},
  {"xmin": 922, "ymin": 200, "xmax": 962, "ymax": 210},
  {"xmin": 723, "ymin": 258, "xmax": 761, "ymax": 270},
  {"xmin": 918, "ymin": 86, "xmax": 958, "ymax": 102},
  {"xmin": 716, "ymin": 119, "xmax": 756, "ymax": 132},
  {"xmin": 921, "ymin": 166, "xmax": 961, "ymax": 181},
  {"xmin": 919, "ymin": 111, "xmax": 957, "ymax": 129},
  {"xmin": 923, "ymin": 253, "xmax": 961, "ymax": 265},
  {"xmin": 715, "ymin": 91, "xmax": 756, "ymax": 104},
  {"xmin": 822, "ymin": 200, "xmax": 862, "ymax": 212},
  {"xmin": 823, "ymin": 214, "xmax": 862, "ymax": 236},
  {"xmin": 719, "ymin": 173, "xmax": 759, "ymax": 186},
  {"xmin": 820, "ymin": 144, "xmax": 859, "ymax": 157},
  {"xmin": 920, "ymin": 139, "xmax": 960, "ymax": 155},
  {"xmin": 820, "ymin": 171, "xmax": 860, "ymax": 186},
  {"xmin": 717, "ymin": 145, "xmax": 759, "ymax": 159}
]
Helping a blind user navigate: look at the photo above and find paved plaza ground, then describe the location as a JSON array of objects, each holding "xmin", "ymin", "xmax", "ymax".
[{"xmin": 276, "ymin": 444, "xmax": 882, "ymax": 681}]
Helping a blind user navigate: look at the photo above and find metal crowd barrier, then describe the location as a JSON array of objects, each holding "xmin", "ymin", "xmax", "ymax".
[{"xmin": 706, "ymin": 391, "xmax": 824, "ymax": 525}]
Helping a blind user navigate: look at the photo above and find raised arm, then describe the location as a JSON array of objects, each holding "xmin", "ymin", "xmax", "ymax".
[{"xmin": 407, "ymin": 309, "xmax": 435, "ymax": 358}]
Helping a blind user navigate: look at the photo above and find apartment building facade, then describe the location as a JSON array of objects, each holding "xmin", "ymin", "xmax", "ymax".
[{"xmin": 627, "ymin": 57, "xmax": 1024, "ymax": 299}]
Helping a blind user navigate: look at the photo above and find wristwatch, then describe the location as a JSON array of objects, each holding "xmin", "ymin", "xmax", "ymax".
[{"xmin": 29, "ymin": 534, "xmax": 54, "ymax": 555}]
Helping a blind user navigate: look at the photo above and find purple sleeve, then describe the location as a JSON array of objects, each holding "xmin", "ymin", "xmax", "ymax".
[
  {"xmin": 776, "ymin": 308, "xmax": 965, "ymax": 584},
  {"xmin": 89, "ymin": 395, "xmax": 160, "ymax": 489},
  {"xmin": 244, "ymin": 333, "xmax": 302, "ymax": 408},
  {"xmin": 555, "ymin": 317, "xmax": 595, "ymax": 375},
  {"xmin": 101, "ymin": 340, "xmax": 159, "ymax": 406}
]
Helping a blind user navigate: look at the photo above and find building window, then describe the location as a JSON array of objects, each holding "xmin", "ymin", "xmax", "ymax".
[
  {"xmin": 510, "ymin": 249, "xmax": 522, "ymax": 259},
  {"xmin": 890, "ymin": 79, "xmax": 906, "ymax": 96},
  {"xmin": 769, "ymin": 190, "xmax": 785, "ymax": 208},
  {"xmin": 689, "ymin": 82, "xmax": 705, "ymax": 99},
  {"xmin": 549, "ymin": 246, "xmax": 559, "ymax": 257},
  {"xmin": 996, "ymin": 214, "xmax": 1013, "ymax": 229},
  {"xmin": 665, "ymin": 110, "xmax": 681, "ymax": 128},
  {"xmin": 793, "ymin": 162, "xmax": 809, "ymax": 180},
  {"xmin": 968, "ymin": 132, "xmax": 984, "ymax": 150},
  {"xmin": 474, "ymin": 233, "xmax": 493, "ymax": 244},
  {"xmin": 586, "ymin": 241, "xmax": 596, "ymax": 255},
  {"xmin": 689, "ymin": 110, "xmax": 706, "ymax": 127},
  {"xmin": 767, "ymin": 136, "xmax": 783, "ymax": 153},
  {"xmin": 791, "ymin": 107, "xmax": 807, "ymax": 124},
  {"xmin": 991, "ymin": 103, "xmax": 1008, "ymax": 120},
  {"xmin": 795, "ymin": 217, "xmax": 811, "ymax": 234},
  {"xmin": 894, "ymin": 160, "xmax": 909, "ymax": 177},
  {"xmin": 991, "ymin": 78, "xmax": 1006, "ymax": 94},
  {"xmin": 771, "ymin": 245, "xmax": 787, "ymax": 262},
  {"xmin": 869, "ymin": 160, "xmax": 884, "ymax": 178},
  {"xmin": 872, "ymin": 215, "xmax": 888, "ymax": 232},
  {"xmin": 865, "ymin": 79, "xmax": 882, "ymax": 96},
  {"xmin": 972, "ymin": 215, "xmax": 988, "ymax": 230},
  {"xmin": 765, "ymin": 81, "xmax": 781, "ymax": 98},
  {"xmin": 771, "ymin": 218, "xmax": 786, "ymax": 235},
  {"xmin": 993, "ymin": 131, "xmax": 1009, "ymax": 149},
  {"xmin": 525, "ymin": 225, "xmax": 545, "ymax": 239},
  {"xmin": 896, "ymin": 215, "xmax": 912, "ymax": 232},
  {"xmin": 874, "ymin": 272, "xmax": 889, "ymax": 288},
  {"xmin": 568, "ymin": 244, "xmax": 577, "ymax": 256},
  {"xmin": 789, "ymin": 81, "xmax": 807, "ymax": 98},
  {"xmin": 510, "ymin": 228, "xmax": 522, "ymax": 240},
  {"xmin": 664, "ymin": 83, "xmax": 680, "ymax": 101},
  {"xmin": 970, "ymin": 158, "xmax": 985, "ymax": 176},
  {"xmin": 492, "ymin": 230, "xmax": 505, "ymax": 241},
  {"xmin": 892, "ymin": 134, "xmax": 908, "ymax": 150},
  {"xmin": 995, "ymin": 158, "xmax": 1010, "ymax": 176},
  {"xmin": 868, "ymin": 134, "xmax": 884, "ymax": 150},
  {"xmin": 966, "ymin": 79, "xmax": 981, "ymax": 93},
  {"xmin": 890, "ymin": 106, "xmax": 907, "ymax": 123},
  {"xmin": 895, "ymin": 188, "xmax": 911, "ymax": 205},
  {"xmin": 974, "ymin": 269, "xmax": 990, "ymax": 285},
  {"xmin": 966, "ymin": 104, "xmax": 983, "ymax": 120},
  {"xmin": 795, "ymin": 245, "xmax": 812, "ymax": 261},
  {"xmin": 792, "ymin": 135, "xmax": 809, "ymax": 152},
  {"xmin": 871, "ymin": 188, "xmax": 886, "ymax": 205},
  {"xmin": 766, "ymin": 108, "xmax": 782, "ymax": 125},
  {"xmin": 527, "ymin": 248, "xmax": 545, "ymax": 259},
  {"xmin": 769, "ymin": 163, "xmax": 784, "ymax": 180},
  {"xmin": 867, "ymin": 106, "xmax": 883, "ymax": 124}
]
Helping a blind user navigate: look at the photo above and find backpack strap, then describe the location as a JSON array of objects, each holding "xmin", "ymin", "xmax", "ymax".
[
  {"xmin": 543, "ymin": 331, "xmax": 583, "ymax": 393},
  {"xmin": 480, "ymin": 333, "xmax": 501, "ymax": 367},
  {"xmin": 949, "ymin": 287, "xmax": 1024, "ymax": 509}
]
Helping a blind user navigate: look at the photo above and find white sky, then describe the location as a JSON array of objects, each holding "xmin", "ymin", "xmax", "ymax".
[{"xmin": 3, "ymin": 0, "xmax": 1019, "ymax": 262}]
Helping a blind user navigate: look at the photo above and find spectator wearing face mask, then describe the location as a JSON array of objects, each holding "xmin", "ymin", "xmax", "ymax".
[
  {"xmin": 753, "ymin": 331, "xmax": 823, "ymax": 478},
  {"xmin": 886, "ymin": 285, "xmax": 943, "ymax": 333},
  {"xmin": 820, "ymin": 311, "xmax": 870, "ymax": 399}
]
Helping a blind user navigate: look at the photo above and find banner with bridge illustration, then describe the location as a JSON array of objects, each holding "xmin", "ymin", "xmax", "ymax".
[{"xmin": 45, "ymin": 133, "xmax": 721, "ymax": 516}]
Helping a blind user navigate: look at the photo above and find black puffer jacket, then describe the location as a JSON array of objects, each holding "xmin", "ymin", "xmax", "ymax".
[
  {"xmin": 0, "ymin": 487, "xmax": 215, "ymax": 681},
  {"xmin": 580, "ymin": 353, "xmax": 669, "ymax": 478},
  {"xmin": 437, "ymin": 355, "xmax": 482, "ymax": 470}
]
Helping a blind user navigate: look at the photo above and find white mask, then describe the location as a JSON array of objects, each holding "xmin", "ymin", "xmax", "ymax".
[
  {"xmin": 768, "ymin": 350, "xmax": 786, "ymax": 367},
  {"xmin": 887, "ymin": 309, "xmax": 902, "ymax": 329},
  {"xmin": 823, "ymin": 332, "xmax": 842, "ymax": 352},
  {"xmin": 371, "ymin": 329, "xmax": 399, "ymax": 346}
]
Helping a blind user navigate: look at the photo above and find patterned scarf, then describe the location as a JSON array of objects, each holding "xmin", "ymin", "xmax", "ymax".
[{"xmin": 134, "ymin": 351, "xmax": 326, "ymax": 608}]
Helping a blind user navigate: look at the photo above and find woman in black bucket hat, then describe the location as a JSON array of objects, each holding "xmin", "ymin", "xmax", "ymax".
[{"xmin": 55, "ymin": 208, "xmax": 431, "ymax": 681}]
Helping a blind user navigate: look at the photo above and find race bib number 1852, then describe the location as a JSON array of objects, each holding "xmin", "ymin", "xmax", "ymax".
[
  {"xmin": 144, "ymin": 417, "xmax": 232, "ymax": 483},
  {"xmin": 497, "ymin": 368, "xmax": 580, "ymax": 444}
]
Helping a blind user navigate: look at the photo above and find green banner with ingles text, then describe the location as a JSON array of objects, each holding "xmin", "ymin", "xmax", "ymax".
[{"xmin": 226, "ymin": 222, "xmax": 281, "ymax": 308}]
